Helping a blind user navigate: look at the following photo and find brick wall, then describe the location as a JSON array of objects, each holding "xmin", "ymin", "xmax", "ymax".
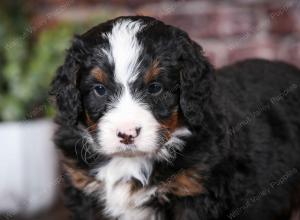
[
  {"xmin": 30, "ymin": 0, "xmax": 300, "ymax": 68},
  {"xmin": 137, "ymin": 0, "xmax": 300, "ymax": 68}
]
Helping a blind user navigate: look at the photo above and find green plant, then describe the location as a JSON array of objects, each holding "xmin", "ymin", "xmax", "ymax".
[
  {"xmin": 0, "ymin": 0, "xmax": 30, "ymax": 121},
  {"xmin": 0, "ymin": 1, "xmax": 111, "ymax": 121}
]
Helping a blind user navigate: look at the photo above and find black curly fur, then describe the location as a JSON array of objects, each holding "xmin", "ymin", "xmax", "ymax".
[{"xmin": 50, "ymin": 16, "xmax": 300, "ymax": 220}]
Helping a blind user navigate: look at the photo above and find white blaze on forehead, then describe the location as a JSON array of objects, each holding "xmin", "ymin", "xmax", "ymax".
[
  {"xmin": 103, "ymin": 19, "xmax": 144, "ymax": 84},
  {"xmin": 96, "ymin": 19, "xmax": 160, "ymax": 156}
]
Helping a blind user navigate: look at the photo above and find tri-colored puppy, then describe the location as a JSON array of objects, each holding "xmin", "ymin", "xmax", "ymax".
[{"xmin": 51, "ymin": 16, "xmax": 300, "ymax": 220}]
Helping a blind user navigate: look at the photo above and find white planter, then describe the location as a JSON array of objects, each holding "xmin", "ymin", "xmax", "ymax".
[{"xmin": 0, "ymin": 119, "xmax": 58, "ymax": 216}]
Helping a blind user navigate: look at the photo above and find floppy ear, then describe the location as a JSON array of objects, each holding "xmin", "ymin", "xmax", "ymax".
[
  {"xmin": 50, "ymin": 37, "xmax": 86, "ymax": 125},
  {"xmin": 179, "ymin": 34, "xmax": 215, "ymax": 128}
]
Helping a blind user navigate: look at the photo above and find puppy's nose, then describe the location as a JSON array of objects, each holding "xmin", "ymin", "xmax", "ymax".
[{"xmin": 117, "ymin": 127, "xmax": 141, "ymax": 145}]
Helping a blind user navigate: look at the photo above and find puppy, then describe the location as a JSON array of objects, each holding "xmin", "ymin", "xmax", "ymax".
[{"xmin": 51, "ymin": 16, "xmax": 300, "ymax": 220}]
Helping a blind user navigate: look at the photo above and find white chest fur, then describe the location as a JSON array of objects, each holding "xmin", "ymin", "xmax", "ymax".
[{"xmin": 95, "ymin": 157, "xmax": 156, "ymax": 220}]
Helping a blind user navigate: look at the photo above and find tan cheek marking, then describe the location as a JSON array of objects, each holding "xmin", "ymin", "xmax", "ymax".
[
  {"xmin": 159, "ymin": 168, "xmax": 205, "ymax": 197},
  {"xmin": 160, "ymin": 111, "xmax": 183, "ymax": 140},
  {"xmin": 144, "ymin": 60, "xmax": 160, "ymax": 83},
  {"xmin": 91, "ymin": 67, "xmax": 107, "ymax": 83},
  {"xmin": 85, "ymin": 112, "xmax": 97, "ymax": 133}
]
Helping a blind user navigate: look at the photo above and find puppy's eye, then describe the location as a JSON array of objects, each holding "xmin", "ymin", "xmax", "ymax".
[
  {"xmin": 94, "ymin": 84, "xmax": 107, "ymax": 96},
  {"xmin": 148, "ymin": 82, "xmax": 163, "ymax": 95}
]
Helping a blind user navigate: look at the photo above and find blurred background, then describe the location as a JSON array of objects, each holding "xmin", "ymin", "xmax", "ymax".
[{"xmin": 0, "ymin": 0, "xmax": 299, "ymax": 219}]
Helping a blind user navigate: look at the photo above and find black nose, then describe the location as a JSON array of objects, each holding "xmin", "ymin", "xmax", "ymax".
[{"xmin": 117, "ymin": 127, "xmax": 141, "ymax": 145}]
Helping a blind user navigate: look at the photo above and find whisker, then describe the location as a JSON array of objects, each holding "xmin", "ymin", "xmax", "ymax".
[
  {"xmin": 84, "ymin": 123, "xmax": 99, "ymax": 131},
  {"xmin": 74, "ymin": 137, "xmax": 84, "ymax": 159}
]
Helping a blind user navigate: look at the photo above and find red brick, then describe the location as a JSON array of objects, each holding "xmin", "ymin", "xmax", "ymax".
[
  {"xmin": 277, "ymin": 39, "xmax": 300, "ymax": 68},
  {"xmin": 137, "ymin": 1, "xmax": 258, "ymax": 38},
  {"xmin": 212, "ymin": 7, "xmax": 257, "ymax": 38},
  {"xmin": 111, "ymin": 0, "xmax": 161, "ymax": 8},
  {"xmin": 196, "ymin": 39, "xmax": 229, "ymax": 68},
  {"xmin": 27, "ymin": 0, "xmax": 299, "ymax": 70},
  {"xmin": 228, "ymin": 37, "xmax": 278, "ymax": 64},
  {"xmin": 269, "ymin": 11, "xmax": 295, "ymax": 34},
  {"xmin": 294, "ymin": 8, "xmax": 300, "ymax": 34},
  {"xmin": 267, "ymin": 1, "xmax": 300, "ymax": 34},
  {"xmin": 27, "ymin": 0, "xmax": 100, "ymax": 9}
]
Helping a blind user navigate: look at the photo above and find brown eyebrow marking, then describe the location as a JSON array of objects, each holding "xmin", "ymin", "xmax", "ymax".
[
  {"xmin": 144, "ymin": 60, "xmax": 161, "ymax": 83},
  {"xmin": 91, "ymin": 67, "xmax": 107, "ymax": 83}
]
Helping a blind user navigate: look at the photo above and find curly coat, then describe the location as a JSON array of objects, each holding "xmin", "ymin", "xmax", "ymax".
[{"xmin": 50, "ymin": 16, "xmax": 300, "ymax": 220}]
